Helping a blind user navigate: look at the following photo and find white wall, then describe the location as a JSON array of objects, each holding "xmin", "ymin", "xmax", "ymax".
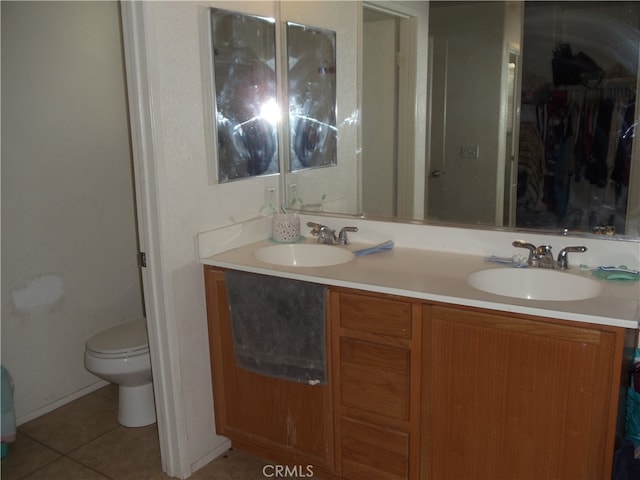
[
  {"xmin": 362, "ymin": 10, "xmax": 397, "ymax": 217},
  {"xmin": 1, "ymin": 1, "xmax": 144, "ymax": 422}
]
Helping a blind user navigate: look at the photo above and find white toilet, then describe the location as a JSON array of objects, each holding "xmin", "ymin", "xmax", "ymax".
[{"xmin": 84, "ymin": 318, "xmax": 156, "ymax": 427}]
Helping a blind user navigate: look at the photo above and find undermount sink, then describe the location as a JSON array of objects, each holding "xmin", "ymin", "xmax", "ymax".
[
  {"xmin": 254, "ymin": 243, "xmax": 355, "ymax": 267},
  {"xmin": 466, "ymin": 268, "xmax": 603, "ymax": 301}
]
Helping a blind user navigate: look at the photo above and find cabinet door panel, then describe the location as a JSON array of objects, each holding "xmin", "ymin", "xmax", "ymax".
[
  {"xmin": 422, "ymin": 305, "xmax": 619, "ymax": 480},
  {"xmin": 204, "ymin": 267, "xmax": 333, "ymax": 467},
  {"xmin": 341, "ymin": 416, "xmax": 409, "ymax": 480},
  {"xmin": 340, "ymin": 337, "xmax": 410, "ymax": 420}
]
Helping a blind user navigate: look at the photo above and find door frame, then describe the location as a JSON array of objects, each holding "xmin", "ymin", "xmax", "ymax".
[{"xmin": 120, "ymin": 3, "xmax": 191, "ymax": 478}]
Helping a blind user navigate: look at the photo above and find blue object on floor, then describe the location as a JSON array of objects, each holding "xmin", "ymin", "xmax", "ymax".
[{"xmin": 1, "ymin": 365, "xmax": 16, "ymax": 455}]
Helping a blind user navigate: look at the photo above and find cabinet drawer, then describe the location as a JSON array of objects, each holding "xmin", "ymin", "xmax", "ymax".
[
  {"xmin": 340, "ymin": 416, "xmax": 409, "ymax": 480},
  {"xmin": 339, "ymin": 292, "xmax": 412, "ymax": 339},
  {"xmin": 340, "ymin": 337, "xmax": 410, "ymax": 421}
]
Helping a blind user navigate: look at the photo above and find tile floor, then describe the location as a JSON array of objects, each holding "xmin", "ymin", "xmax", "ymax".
[{"xmin": 0, "ymin": 384, "xmax": 273, "ymax": 479}]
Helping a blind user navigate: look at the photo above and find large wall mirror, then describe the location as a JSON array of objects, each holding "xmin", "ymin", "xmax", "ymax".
[{"xmin": 286, "ymin": 0, "xmax": 640, "ymax": 240}]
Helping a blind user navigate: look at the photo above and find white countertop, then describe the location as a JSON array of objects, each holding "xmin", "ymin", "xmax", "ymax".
[{"xmin": 201, "ymin": 236, "xmax": 640, "ymax": 330}]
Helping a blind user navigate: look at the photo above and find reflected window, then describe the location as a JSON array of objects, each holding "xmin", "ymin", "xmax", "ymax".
[{"xmin": 210, "ymin": 9, "xmax": 279, "ymax": 182}]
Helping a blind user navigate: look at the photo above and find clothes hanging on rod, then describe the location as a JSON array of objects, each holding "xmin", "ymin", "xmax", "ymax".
[{"xmin": 518, "ymin": 79, "xmax": 635, "ymax": 232}]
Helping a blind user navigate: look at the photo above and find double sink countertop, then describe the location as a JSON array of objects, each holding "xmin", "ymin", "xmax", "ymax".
[{"xmin": 199, "ymin": 215, "xmax": 640, "ymax": 330}]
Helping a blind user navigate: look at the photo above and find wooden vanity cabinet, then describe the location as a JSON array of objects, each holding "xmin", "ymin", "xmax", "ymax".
[
  {"xmin": 203, "ymin": 267, "xmax": 335, "ymax": 476},
  {"xmin": 204, "ymin": 266, "xmax": 631, "ymax": 479},
  {"xmin": 421, "ymin": 304, "xmax": 631, "ymax": 480},
  {"xmin": 329, "ymin": 288, "xmax": 423, "ymax": 480}
]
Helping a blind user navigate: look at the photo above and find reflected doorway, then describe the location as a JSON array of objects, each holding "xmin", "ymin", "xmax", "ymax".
[
  {"xmin": 362, "ymin": 5, "xmax": 416, "ymax": 217},
  {"xmin": 425, "ymin": 1, "xmax": 520, "ymax": 226}
]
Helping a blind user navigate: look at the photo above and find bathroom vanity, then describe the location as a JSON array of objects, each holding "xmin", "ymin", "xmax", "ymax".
[{"xmin": 200, "ymin": 216, "xmax": 639, "ymax": 479}]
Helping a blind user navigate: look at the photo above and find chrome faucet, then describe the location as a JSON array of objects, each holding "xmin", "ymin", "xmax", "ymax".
[
  {"xmin": 512, "ymin": 240, "xmax": 587, "ymax": 269},
  {"xmin": 307, "ymin": 222, "xmax": 358, "ymax": 245},
  {"xmin": 556, "ymin": 246, "xmax": 587, "ymax": 270},
  {"xmin": 534, "ymin": 245, "xmax": 555, "ymax": 268},
  {"xmin": 307, "ymin": 222, "xmax": 336, "ymax": 243}
]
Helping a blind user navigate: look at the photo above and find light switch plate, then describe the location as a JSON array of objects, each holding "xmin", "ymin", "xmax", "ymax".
[{"xmin": 460, "ymin": 144, "xmax": 479, "ymax": 159}]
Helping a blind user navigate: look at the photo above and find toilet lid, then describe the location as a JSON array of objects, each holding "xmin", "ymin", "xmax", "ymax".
[{"xmin": 86, "ymin": 318, "xmax": 149, "ymax": 355}]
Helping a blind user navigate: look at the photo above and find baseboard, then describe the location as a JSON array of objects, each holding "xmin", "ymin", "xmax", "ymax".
[
  {"xmin": 188, "ymin": 437, "xmax": 232, "ymax": 478},
  {"xmin": 16, "ymin": 380, "xmax": 110, "ymax": 426}
]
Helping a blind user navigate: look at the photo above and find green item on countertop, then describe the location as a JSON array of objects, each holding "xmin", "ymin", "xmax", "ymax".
[{"xmin": 591, "ymin": 266, "xmax": 640, "ymax": 282}]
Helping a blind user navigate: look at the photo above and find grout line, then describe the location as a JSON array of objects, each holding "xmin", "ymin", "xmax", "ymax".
[
  {"xmin": 11, "ymin": 428, "xmax": 121, "ymax": 479},
  {"xmin": 18, "ymin": 422, "xmax": 121, "ymax": 458},
  {"xmin": 65, "ymin": 456, "xmax": 116, "ymax": 480},
  {"xmin": 63, "ymin": 424, "xmax": 122, "ymax": 456},
  {"xmin": 5, "ymin": 386, "xmax": 167, "ymax": 480},
  {"xmin": 16, "ymin": 459, "xmax": 59, "ymax": 480}
]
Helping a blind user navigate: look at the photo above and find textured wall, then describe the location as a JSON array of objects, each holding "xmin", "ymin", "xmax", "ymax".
[{"xmin": 1, "ymin": 1, "xmax": 144, "ymax": 422}]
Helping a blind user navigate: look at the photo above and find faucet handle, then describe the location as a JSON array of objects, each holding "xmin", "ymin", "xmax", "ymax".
[
  {"xmin": 512, "ymin": 240, "xmax": 536, "ymax": 266},
  {"xmin": 556, "ymin": 246, "xmax": 587, "ymax": 270},
  {"xmin": 338, "ymin": 226, "xmax": 358, "ymax": 245},
  {"xmin": 306, "ymin": 222, "xmax": 323, "ymax": 236},
  {"xmin": 307, "ymin": 221, "xmax": 340, "ymax": 244}
]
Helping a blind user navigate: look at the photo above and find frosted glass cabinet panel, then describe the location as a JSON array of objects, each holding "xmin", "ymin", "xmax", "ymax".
[
  {"xmin": 287, "ymin": 22, "xmax": 337, "ymax": 172},
  {"xmin": 210, "ymin": 9, "xmax": 279, "ymax": 183}
]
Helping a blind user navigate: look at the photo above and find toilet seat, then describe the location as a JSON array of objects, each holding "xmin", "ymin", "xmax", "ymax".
[{"xmin": 86, "ymin": 318, "xmax": 149, "ymax": 359}]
